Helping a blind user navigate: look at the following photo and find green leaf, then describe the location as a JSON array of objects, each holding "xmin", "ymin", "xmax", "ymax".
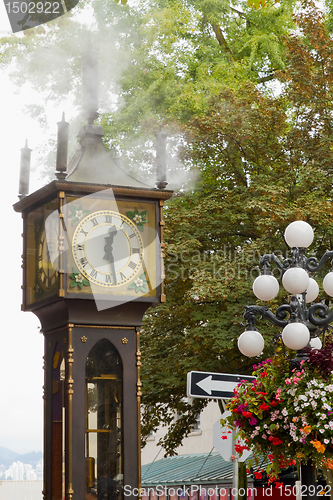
[
  {"xmin": 140, "ymin": 210, "xmax": 147, "ymax": 217},
  {"xmin": 134, "ymin": 208, "xmax": 139, "ymax": 215},
  {"xmin": 70, "ymin": 204, "xmax": 77, "ymax": 213},
  {"xmin": 127, "ymin": 211, "xmax": 135, "ymax": 219},
  {"xmin": 128, "ymin": 283, "xmax": 136, "ymax": 289},
  {"xmin": 70, "ymin": 281, "xmax": 77, "ymax": 288},
  {"xmin": 78, "ymin": 283, "xmax": 83, "ymax": 289},
  {"xmin": 73, "ymin": 268, "xmax": 79, "ymax": 274},
  {"xmin": 138, "ymin": 224, "xmax": 144, "ymax": 231},
  {"xmin": 140, "ymin": 285, "xmax": 148, "ymax": 293},
  {"xmin": 140, "ymin": 273, "xmax": 146, "ymax": 279},
  {"xmin": 83, "ymin": 279, "xmax": 90, "ymax": 286},
  {"xmin": 72, "ymin": 219, "xmax": 79, "ymax": 227}
]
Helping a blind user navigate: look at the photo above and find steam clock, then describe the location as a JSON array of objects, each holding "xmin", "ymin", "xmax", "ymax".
[{"xmin": 14, "ymin": 52, "xmax": 172, "ymax": 500}]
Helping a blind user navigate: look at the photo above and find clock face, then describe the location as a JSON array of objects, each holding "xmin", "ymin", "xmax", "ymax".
[
  {"xmin": 72, "ymin": 210, "xmax": 144, "ymax": 288},
  {"xmin": 37, "ymin": 228, "xmax": 57, "ymax": 291}
]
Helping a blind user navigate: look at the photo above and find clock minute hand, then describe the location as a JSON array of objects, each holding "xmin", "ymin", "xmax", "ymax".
[{"xmin": 103, "ymin": 226, "xmax": 118, "ymax": 284}]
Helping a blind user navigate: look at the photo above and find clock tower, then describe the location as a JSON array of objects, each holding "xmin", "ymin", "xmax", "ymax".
[{"xmin": 13, "ymin": 50, "xmax": 172, "ymax": 500}]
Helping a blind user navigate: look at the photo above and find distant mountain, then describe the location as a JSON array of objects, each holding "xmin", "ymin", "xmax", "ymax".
[{"xmin": 0, "ymin": 447, "xmax": 42, "ymax": 468}]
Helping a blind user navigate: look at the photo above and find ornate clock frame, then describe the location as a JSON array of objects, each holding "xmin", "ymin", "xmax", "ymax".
[{"xmin": 14, "ymin": 179, "xmax": 172, "ymax": 500}]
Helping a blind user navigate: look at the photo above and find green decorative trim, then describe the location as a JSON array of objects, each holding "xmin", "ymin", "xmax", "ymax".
[
  {"xmin": 68, "ymin": 204, "xmax": 90, "ymax": 227},
  {"xmin": 128, "ymin": 272, "xmax": 148, "ymax": 293},
  {"xmin": 70, "ymin": 267, "xmax": 90, "ymax": 289},
  {"xmin": 126, "ymin": 209, "xmax": 147, "ymax": 232}
]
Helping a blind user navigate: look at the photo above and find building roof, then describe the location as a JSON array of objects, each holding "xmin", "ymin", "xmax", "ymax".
[
  {"xmin": 142, "ymin": 453, "xmax": 237, "ymax": 486},
  {"xmin": 66, "ymin": 124, "xmax": 152, "ymax": 189}
]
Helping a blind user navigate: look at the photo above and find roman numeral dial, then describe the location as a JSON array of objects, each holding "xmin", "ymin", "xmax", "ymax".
[{"xmin": 72, "ymin": 210, "xmax": 144, "ymax": 288}]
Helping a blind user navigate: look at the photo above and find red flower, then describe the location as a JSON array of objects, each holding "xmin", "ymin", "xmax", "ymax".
[
  {"xmin": 221, "ymin": 436, "xmax": 228, "ymax": 440},
  {"xmin": 242, "ymin": 411, "xmax": 252, "ymax": 418},
  {"xmin": 271, "ymin": 400, "xmax": 277, "ymax": 407},
  {"xmin": 260, "ymin": 372, "xmax": 268, "ymax": 378},
  {"xmin": 259, "ymin": 403, "xmax": 270, "ymax": 411},
  {"xmin": 254, "ymin": 472, "xmax": 263, "ymax": 479},
  {"xmin": 268, "ymin": 436, "xmax": 283, "ymax": 446}
]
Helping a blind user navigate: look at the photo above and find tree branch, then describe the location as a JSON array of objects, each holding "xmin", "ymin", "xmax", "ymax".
[{"xmin": 211, "ymin": 23, "xmax": 234, "ymax": 59}]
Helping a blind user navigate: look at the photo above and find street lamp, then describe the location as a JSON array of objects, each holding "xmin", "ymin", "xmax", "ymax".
[
  {"xmin": 238, "ymin": 220, "xmax": 333, "ymax": 364},
  {"xmin": 237, "ymin": 220, "xmax": 333, "ymax": 498}
]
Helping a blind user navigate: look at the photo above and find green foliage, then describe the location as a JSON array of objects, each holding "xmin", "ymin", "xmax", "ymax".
[{"xmin": 140, "ymin": 3, "xmax": 333, "ymax": 454}]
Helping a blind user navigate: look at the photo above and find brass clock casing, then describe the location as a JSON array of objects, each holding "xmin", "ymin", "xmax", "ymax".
[{"xmin": 72, "ymin": 210, "xmax": 144, "ymax": 288}]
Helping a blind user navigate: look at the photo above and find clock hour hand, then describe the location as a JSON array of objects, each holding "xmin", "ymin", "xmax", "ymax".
[{"xmin": 103, "ymin": 226, "xmax": 118, "ymax": 284}]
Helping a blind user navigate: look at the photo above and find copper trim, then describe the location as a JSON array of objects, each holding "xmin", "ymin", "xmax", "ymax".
[
  {"xmin": 74, "ymin": 324, "xmax": 134, "ymax": 330},
  {"xmin": 66, "ymin": 325, "xmax": 74, "ymax": 500},
  {"xmin": 159, "ymin": 201, "xmax": 166, "ymax": 302},
  {"xmin": 13, "ymin": 180, "xmax": 173, "ymax": 213},
  {"xmin": 136, "ymin": 328, "xmax": 142, "ymax": 494},
  {"xmin": 58, "ymin": 192, "xmax": 65, "ymax": 297}
]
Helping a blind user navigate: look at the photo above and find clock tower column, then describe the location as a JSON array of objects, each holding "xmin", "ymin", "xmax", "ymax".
[{"xmin": 14, "ymin": 51, "xmax": 172, "ymax": 500}]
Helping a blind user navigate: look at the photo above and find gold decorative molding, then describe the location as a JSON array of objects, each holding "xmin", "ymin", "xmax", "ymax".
[
  {"xmin": 81, "ymin": 336, "xmax": 87, "ymax": 343},
  {"xmin": 66, "ymin": 325, "xmax": 74, "ymax": 500},
  {"xmin": 136, "ymin": 328, "xmax": 142, "ymax": 496},
  {"xmin": 122, "ymin": 337, "xmax": 128, "ymax": 344},
  {"xmin": 58, "ymin": 192, "xmax": 65, "ymax": 298}
]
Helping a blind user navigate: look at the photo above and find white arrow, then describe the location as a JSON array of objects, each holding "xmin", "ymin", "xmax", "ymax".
[{"xmin": 196, "ymin": 376, "xmax": 237, "ymax": 395}]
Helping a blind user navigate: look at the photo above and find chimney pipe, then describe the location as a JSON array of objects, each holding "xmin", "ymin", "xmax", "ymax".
[
  {"xmin": 56, "ymin": 113, "xmax": 69, "ymax": 180},
  {"xmin": 18, "ymin": 140, "xmax": 31, "ymax": 199},
  {"xmin": 155, "ymin": 127, "xmax": 168, "ymax": 190}
]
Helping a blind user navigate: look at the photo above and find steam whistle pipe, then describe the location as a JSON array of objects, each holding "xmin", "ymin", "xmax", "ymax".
[
  {"xmin": 82, "ymin": 48, "xmax": 99, "ymax": 124},
  {"xmin": 18, "ymin": 140, "xmax": 32, "ymax": 199},
  {"xmin": 155, "ymin": 127, "xmax": 168, "ymax": 190},
  {"xmin": 56, "ymin": 113, "xmax": 69, "ymax": 179}
]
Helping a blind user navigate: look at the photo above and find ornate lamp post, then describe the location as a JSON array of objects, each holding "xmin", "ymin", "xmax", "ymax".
[{"xmin": 237, "ymin": 220, "xmax": 333, "ymax": 498}]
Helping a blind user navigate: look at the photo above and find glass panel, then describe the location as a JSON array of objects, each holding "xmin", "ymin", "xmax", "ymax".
[
  {"xmin": 52, "ymin": 343, "xmax": 65, "ymax": 500},
  {"xmin": 85, "ymin": 339, "xmax": 123, "ymax": 500}
]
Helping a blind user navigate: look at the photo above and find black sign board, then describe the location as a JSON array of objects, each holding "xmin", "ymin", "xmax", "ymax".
[{"xmin": 187, "ymin": 371, "xmax": 255, "ymax": 399}]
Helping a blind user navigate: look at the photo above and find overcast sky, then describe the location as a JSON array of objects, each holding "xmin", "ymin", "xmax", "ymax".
[{"xmin": 0, "ymin": 70, "xmax": 53, "ymax": 455}]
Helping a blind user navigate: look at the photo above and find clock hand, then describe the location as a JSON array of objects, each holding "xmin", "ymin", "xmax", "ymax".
[{"xmin": 103, "ymin": 226, "xmax": 118, "ymax": 284}]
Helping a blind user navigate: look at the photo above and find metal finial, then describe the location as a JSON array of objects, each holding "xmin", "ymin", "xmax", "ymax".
[
  {"xmin": 56, "ymin": 113, "xmax": 69, "ymax": 180},
  {"xmin": 18, "ymin": 140, "xmax": 32, "ymax": 199},
  {"xmin": 155, "ymin": 127, "xmax": 168, "ymax": 190}
]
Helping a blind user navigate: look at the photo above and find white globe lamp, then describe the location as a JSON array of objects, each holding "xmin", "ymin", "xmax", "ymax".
[
  {"xmin": 323, "ymin": 272, "xmax": 333, "ymax": 297},
  {"xmin": 309, "ymin": 337, "xmax": 322, "ymax": 350},
  {"xmin": 284, "ymin": 221, "xmax": 314, "ymax": 248},
  {"xmin": 252, "ymin": 275, "xmax": 279, "ymax": 301},
  {"xmin": 305, "ymin": 278, "xmax": 319, "ymax": 303},
  {"xmin": 282, "ymin": 323, "xmax": 310, "ymax": 350},
  {"xmin": 282, "ymin": 267, "xmax": 310, "ymax": 294},
  {"xmin": 238, "ymin": 330, "xmax": 264, "ymax": 357}
]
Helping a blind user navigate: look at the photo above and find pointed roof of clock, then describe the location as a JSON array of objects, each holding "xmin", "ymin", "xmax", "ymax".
[{"xmin": 65, "ymin": 123, "xmax": 151, "ymax": 188}]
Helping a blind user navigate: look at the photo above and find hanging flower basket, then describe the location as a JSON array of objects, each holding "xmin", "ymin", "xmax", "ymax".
[{"xmin": 221, "ymin": 341, "xmax": 333, "ymax": 485}]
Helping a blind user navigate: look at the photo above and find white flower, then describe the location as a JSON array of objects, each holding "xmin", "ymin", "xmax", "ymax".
[
  {"xmin": 75, "ymin": 210, "xmax": 83, "ymax": 219},
  {"xmin": 319, "ymin": 383, "xmax": 324, "ymax": 389},
  {"xmin": 133, "ymin": 214, "xmax": 143, "ymax": 224},
  {"xmin": 134, "ymin": 278, "xmax": 144, "ymax": 287},
  {"xmin": 319, "ymin": 429, "xmax": 325, "ymax": 433},
  {"xmin": 324, "ymin": 439, "xmax": 329, "ymax": 444},
  {"xmin": 299, "ymin": 395, "xmax": 307, "ymax": 401},
  {"xmin": 75, "ymin": 274, "xmax": 83, "ymax": 283},
  {"xmin": 282, "ymin": 408, "xmax": 288, "ymax": 416}
]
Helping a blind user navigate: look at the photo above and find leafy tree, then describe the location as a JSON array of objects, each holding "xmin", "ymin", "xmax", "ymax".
[{"xmin": 140, "ymin": 2, "xmax": 333, "ymax": 454}]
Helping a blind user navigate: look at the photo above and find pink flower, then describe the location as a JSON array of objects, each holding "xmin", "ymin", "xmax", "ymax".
[{"xmin": 285, "ymin": 378, "xmax": 292, "ymax": 385}]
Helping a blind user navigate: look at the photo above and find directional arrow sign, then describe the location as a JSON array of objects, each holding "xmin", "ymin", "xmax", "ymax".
[{"xmin": 187, "ymin": 371, "xmax": 255, "ymax": 399}]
